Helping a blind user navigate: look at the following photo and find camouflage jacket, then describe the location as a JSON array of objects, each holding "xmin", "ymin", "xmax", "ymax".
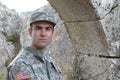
[{"xmin": 6, "ymin": 46, "xmax": 62, "ymax": 80}]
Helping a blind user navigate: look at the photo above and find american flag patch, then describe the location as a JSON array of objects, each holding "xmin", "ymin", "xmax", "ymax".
[{"xmin": 17, "ymin": 71, "xmax": 30, "ymax": 80}]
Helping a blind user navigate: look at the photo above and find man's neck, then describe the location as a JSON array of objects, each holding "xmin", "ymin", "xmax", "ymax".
[{"xmin": 30, "ymin": 45, "xmax": 46, "ymax": 52}]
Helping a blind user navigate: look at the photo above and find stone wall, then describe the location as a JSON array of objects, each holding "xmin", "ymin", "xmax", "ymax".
[{"xmin": 48, "ymin": 0, "xmax": 120, "ymax": 80}]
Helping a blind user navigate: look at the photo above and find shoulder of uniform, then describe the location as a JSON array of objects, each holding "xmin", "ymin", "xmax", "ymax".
[
  {"xmin": 8, "ymin": 48, "xmax": 30, "ymax": 67},
  {"xmin": 8, "ymin": 56, "xmax": 28, "ymax": 70},
  {"xmin": 8, "ymin": 59, "xmax": 25, "ymax": 69},
  {"xmin": 7, "ymin": 59, "xmax": 30, "ymax": 75},
  {"xmin": 7, "ymin": 60, "xmax": 31, "ymax": 80}
]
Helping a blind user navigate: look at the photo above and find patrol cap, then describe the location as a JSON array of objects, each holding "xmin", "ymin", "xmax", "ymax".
[{"xmin": 29, "ymin": 11, "xmax": 56, "ymax": 27}]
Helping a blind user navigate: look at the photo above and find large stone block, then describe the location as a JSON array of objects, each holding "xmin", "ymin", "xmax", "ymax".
[
  {"xmin": 68, "ymin": 54, "xmax": 111, "ymax": 80},
  {"xmin": 100, "ymin": 5, "xmax": 120, "ymax": 80},
  {"xmin": 110, "ymin": 58, "xmax": 120, "ymax": 80},
  {"xmin": 48, "ymin": 0, "xmax": 117, "ymax": 21},
  {"xmin": 91, "ymin": 0, "xmax": 117, "ymax": 18},
  {"xmin": 48, "ymin": 0, "xmax": 98, "ymax": 21},
  {"xmin": 100, "ymin": 5, "xmax": 120, "ymax": 43},
  {"xmin": 65, "ymin": 21, "xmax": 109, "ymax": 56}
]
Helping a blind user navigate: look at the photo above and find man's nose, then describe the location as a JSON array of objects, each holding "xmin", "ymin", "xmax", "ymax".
[{"xmin": 41, "ymin": 29, "xmax": 46, "ymax": 36}]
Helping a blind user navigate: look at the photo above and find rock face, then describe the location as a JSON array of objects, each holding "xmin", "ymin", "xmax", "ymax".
[
  {"xmin": 48, "ymin": 0, "xmax": 120, "ymax": 80},
  {"xmin": 101, "ymin": 5, "xmax": 120, "ymax": 80},
  {"xmin": 0, "ymin": 1, "xmax": 23, "ymax": 79}
]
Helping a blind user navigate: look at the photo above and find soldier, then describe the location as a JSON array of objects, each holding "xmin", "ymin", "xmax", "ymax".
[{"xmin": 6, "ymin": 12, "xmax": 62, "ymax": 80}]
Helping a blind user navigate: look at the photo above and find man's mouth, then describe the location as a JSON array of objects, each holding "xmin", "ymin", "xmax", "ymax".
[{"xmin": 39, "ymin": 39, "xmax": 47, "ymax": 42}]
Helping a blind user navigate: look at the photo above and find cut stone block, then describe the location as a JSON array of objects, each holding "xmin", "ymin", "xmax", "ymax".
[
  {"xmin": 69, "ymin": 54, "xmax": 111, "ymax": 80},
  {"xmin": 48, "ymin": 0, "xmax": 117, "ymax": 21},
  {"xmin": 65, "ymin": 21, "xmax": 109, "ymax": 56},
  {"xmin": 48, "ymin": 0, "xmax": 99, "ymax": 21},
  {"xmin": 100, "ymin": 5, "xmax": 120, "ymax": 43}
]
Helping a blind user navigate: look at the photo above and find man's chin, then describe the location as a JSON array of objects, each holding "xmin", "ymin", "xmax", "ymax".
[{"xmin": 37, "ymin": 44, "xmax": 48, "ymax": 49}]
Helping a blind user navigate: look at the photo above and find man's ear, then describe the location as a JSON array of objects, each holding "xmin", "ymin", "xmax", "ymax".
[{"xmin": 28, "ymin": 27, "xmax": 32, "ymax": 37}]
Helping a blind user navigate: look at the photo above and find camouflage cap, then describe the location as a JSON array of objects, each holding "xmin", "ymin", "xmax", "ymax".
[{"xmin": 29, "ymin": 12, "xmax": 56, "ymax": 26}]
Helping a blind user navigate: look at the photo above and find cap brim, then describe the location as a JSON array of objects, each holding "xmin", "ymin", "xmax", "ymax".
[{"xmin": 30, "ymin": 20, "xmax": 56, "ymax": 27}]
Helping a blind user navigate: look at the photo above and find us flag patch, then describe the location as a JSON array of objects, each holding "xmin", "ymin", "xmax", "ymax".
[{"xmin": 16, "ymin": 71, "xmax": 30, "ymax": 80}]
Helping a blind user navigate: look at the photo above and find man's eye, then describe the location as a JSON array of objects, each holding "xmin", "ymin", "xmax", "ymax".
[
  {"xmin": 46, "ymin": 27, "xmax": 52, "ymax": 30},
  {"xmin": 35, "ymin": 26, "xmax": 42, "ymax": 30}
]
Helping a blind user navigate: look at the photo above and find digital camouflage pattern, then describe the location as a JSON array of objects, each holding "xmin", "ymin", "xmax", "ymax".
[
  {"xmin": 6, "ymin": 46, "xmax": 62, "ymax": 80},
  {"xmin": 29, "ymin": 12, "xmax": 56, "ymax": 26}
]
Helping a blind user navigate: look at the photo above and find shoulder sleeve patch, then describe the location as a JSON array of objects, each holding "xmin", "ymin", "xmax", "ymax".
[{"xmin": 16, "ymin": 71, "xmax": 30, "ymax": 80}]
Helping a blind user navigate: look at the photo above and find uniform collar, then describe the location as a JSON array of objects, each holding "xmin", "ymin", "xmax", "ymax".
[{"xmin": 24, "ymin": 46, "xmax": 45, "ymax": 63}]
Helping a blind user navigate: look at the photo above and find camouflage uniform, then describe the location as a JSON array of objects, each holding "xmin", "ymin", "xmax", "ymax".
[{"xmin": 6, "ymin": 46, "xmax": 62, "ymax": 80}]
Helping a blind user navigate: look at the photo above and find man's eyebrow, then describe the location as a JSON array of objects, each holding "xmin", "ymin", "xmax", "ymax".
[
  {"xmin": 46, "ymin": 26, "xmax": 53, "ymax": 28},
  {"xmin": 34, "ymin": 26, "xmax": 54, "ymax": 29},
  {"xmin": 35, "ymin": 26, "xmax": 53, "ymax": 27},
  {"xmin": 35, "ymin": 26, "xmax": 42, "ymax": 27}
]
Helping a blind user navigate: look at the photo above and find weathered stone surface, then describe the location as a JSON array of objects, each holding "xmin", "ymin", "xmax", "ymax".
[
  {"xmin": 48, "ymin": 0, "xmax": 118, "ymax": 21},
  {"xmin": 48, "ymin": 0, "xmax": 99, "ymax": 21},
  {"xmin": 0, "ymin": 1, "xmax": 23, "ymax": 79},
  {"xmin": 100, "ymin": 5, "xmax": 120, "ymax": 80},
  {"xmin": 68, "ymin": 54, "xmax": 111, "ymax": 80},
  {"xmin": 100, "ymin": 5, "xmax": 120, "ymax": 44},
  {"xmin": 110, "ymin": 58, "xmax": 120, "ymax": 80},
  {"xmin": 91, "ymin": 0, "xmax": 118, "ymax": 18},
  {"xmin": 65, "ymin": 21, "xmax": 109, "ymax": 56},
  {"xmin": 48, "ymin": 0, "xmax": 120, "ymax": 80}
]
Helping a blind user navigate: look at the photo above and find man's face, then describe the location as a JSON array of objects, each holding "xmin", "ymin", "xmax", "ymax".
[{"xmin": 29, "ymin": 21, "xmax": 54, "ymax": 50}]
